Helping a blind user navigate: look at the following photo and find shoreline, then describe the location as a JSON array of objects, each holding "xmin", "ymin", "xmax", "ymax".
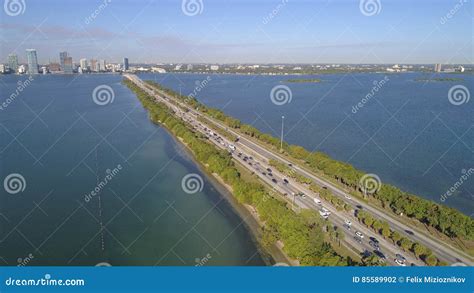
[{"xmin": 170, "ymin": 133, "xmax": 296, "ymax": 266}]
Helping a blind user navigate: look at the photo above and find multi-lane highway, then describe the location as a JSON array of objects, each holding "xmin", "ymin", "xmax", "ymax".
[{"xmin": 124, "ymin": 74, "xmax": 472, "ymax": 267}]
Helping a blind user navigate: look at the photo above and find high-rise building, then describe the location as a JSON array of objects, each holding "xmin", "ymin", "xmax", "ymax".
[
  {"xmin": 99, "ymin": 59, "xmax": 106, "ymax": 72},
  {"xmin": 434, "ymin": 63, "xmax": 442, "ymax": 72},
  {"xmin": 79, "ymin": 58, "xmax": 88, "ymax": 71},
  {"xmin": 123, "ymin": 57, "xmax": 129, "ymax": 71},
  {"xmin": 59, "ymin": 51, "xmax": 68, "ymax": 71},
  {"xmin": 63, "ymin": 56, "xmax": 73, "ymax": 74},
  {"xmin": 90, "ymin": 59, "xmax": 98, "ymax": 72},
  {"xmin": 8, "ymin": 54, "xmax": 19, "ymax": 73},
  {"xmin": 26, "ymin": 49, "xmax": 39, "ymax": 74}
]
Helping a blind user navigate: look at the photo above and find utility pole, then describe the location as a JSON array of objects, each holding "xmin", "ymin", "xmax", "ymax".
[{"xmin": 280, "ymin": 115, "xmax": 285, "ymax": 152}]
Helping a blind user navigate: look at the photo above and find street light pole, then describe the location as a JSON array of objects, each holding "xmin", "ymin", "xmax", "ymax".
[{"xmin": 280, "ymin": 115, "xmax": 285, "ymax": 152}]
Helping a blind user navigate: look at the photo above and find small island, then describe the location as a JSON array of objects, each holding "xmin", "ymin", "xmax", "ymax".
[
  {"xmin": 414, "ymin": 77, "xmax": 464, "ymax": 82},
  {"xmin": 285, "ymin": 78, "xmax": 322, "ymax": 83}
]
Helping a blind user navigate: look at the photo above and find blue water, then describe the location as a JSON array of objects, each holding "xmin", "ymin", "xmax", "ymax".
[
  {"xmin": 140, "ymin": 72, "xmax": 474, "ymax": 215},
  {"xmin": 0, "ymin": 74, "xmax": 265, "ymax": 266}
]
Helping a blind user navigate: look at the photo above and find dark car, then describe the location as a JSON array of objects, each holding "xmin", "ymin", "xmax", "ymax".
[
  {"xmin": 283, "ymin": 179, "xmax": 289, "ymax": 184},
  {"xmin": 271, "ymin": 178, "xmax": 277, "ymax": 183},
  {"xmin": 267, "ymin": 168, "xmax": 272, "ymax": 172}
]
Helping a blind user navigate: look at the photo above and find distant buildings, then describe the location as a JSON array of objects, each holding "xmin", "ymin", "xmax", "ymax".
[
  {"xmin": 0, "ymin": 64, "xmax": 6, "ymax": 74},
  {"xmin": 434, "ymin": 63, "xmax": 442, "ymax": 72},
  {"xmin": 210, "ymin": 65, "xmax": 219, "ymax": 71},
  {"xmin": 458, "ymin": 66, "xmax": 465, "ymax": 73},
  {"xmin": 187, "ymin": 64, "xmax": 193, "ymax": 71},
  {"xmin": 8, "ymin": 54, "xmax": 19, "ymax": 73},
  {"xmin": 26, "ymin": 49, "xmax": 39, "ymax": 74},
  {"xmin": 99, "ymin": 59, "xmax": 106, "ymax": 72},
  {"xmin": 90, "ymin": 59, "xmax": 98, "ymax": 72},
  {"xmin": 49, "ymin": 62, "xmax": 61, "ymax": 72},
  {"xmin": 80, "ymin": 58, "xmax": 88, "ymax": 71},
  {"xmin": 59, "ymin": 51, "xmax": 73, "ymax": 74},
  {"xmin": 123, "ymin": 57, "xmax": 129, "ymax": 71}
]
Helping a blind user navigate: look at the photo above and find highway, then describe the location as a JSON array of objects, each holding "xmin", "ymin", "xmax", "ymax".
[{"xmin": 124, "ymin": 74, "xmax": 472, "ymax": 266}]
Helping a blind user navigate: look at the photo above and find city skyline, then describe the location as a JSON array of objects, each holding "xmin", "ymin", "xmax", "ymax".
[{"xmin": 1, "ymin": 0, "xmax": 472, "ymax": 65}]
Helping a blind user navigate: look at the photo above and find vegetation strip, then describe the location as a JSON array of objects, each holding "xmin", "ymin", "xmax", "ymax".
[{"xmin": 124, "ymin": 79, "xmax": 352, "ymax": 266}]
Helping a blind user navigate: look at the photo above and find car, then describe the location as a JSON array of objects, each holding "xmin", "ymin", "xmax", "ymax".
[
  {"xmin": 319, "ymin": 210, "xmax": 329, "ymax": 219},
  {"xmin": 288, "ymin": 163, "xmax": 293, "ymax": 167},
  {"xmin": 313, "ymin": 198, "xmax": 322, "ymax": 205},
  {"xmin": 271, "ymin": 178, "xmax": 277, "ymax": 183},
  {"xmin": 395, "ymin": 254, "xmax": 406, "ymax": 262},
  {"xmin": 354, "ymin": 236, "xmax": 362, "ymax": 244},
  {"xmin": 262, "ymin": 172, "xmax": 267, "ymax": 176},
  {"xmin": 369, "ymin": 240, "xmax": 380, "ymax": 250},
  {"xmin": 355, "ymin": 231, "xmax": 364, "ymax": 239},
  {"xmin": 267, "ymin": 173, "xmax": 273, "ymax": 177},
  {"xmin": 344, "ymin": 194, "xmax": 352, "ymax": 200},
  {"xmin": 266, "ymin": 168, "xmax": 272, "ymax": 172},
  {"xmin": 374, "ymin": 250, "xmax": 387, "ymax": 263},
  {"xmin": 344, "ymin": 219, "xmax": 352, "ymax": 226},
  {"xmin": 394, "ymin": 259, "xmax": 406, "ymax": 266},
  {"xmin": 283, "ymin": 179, "xmax": 289, "ymax": 184},
  {"xmin": 249, "ymin": 156, "xmax": 253, "ymax": 160},
  {"xmin": 322, "ymin": 186, "xmax": 328, "ymax": 190}
]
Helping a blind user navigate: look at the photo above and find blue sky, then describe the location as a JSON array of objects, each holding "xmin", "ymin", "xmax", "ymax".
[{"xmin": 1, "ymin": 0, "xmax": 472, "ymax": 64}]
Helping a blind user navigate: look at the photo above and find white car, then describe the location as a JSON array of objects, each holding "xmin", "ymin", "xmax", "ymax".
[
  {"xmin": 355, "ymin": 231, "xmax": 364, "ymax": 239},
  {"xmin": 344, "ymin": 194, "xmax": 352, "ymax": 200},
  {"xmin": 344, "ymin": 219, "xmax": 352, "ymax": 226},
  {"xmin": 313, "ymin": 198, "xmax": 322, "ymax": 205},
  {"xmin": 395, "ymin": 259, "xmax": 406, "ymax": 266}
]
